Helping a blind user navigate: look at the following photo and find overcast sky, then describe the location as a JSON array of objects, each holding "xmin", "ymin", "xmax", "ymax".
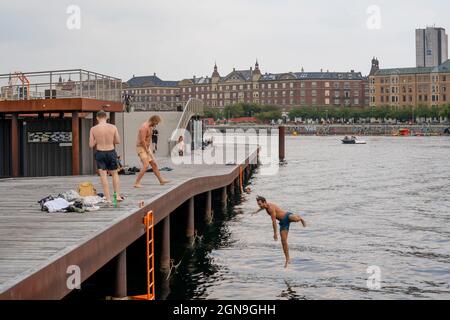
[{"xmin": 0, "ymin": 0, "xmax": 449, "ymax": 81}]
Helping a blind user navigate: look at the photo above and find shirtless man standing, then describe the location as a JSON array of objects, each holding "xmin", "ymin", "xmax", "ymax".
[
  {"xmin": 89, "ymin": 110, "xmax": 123, "ymax": 203},
  {"xmin": 134, "ymin": 115, "xmax": 170, "ymax": 188},
  {"xmin": 253, "ymin": 196, "xmax": 307, "ymax": 268}
]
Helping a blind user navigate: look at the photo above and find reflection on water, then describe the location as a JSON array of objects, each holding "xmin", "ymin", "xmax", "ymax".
[{"xmin": 167, "ymin": 137, "xmax": 450, "ymax": 300}]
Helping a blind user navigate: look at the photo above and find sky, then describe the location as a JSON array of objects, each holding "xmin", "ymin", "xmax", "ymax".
[{"xmin": 0, "ymin": 0, "xmax": 449, "ymax": 82}]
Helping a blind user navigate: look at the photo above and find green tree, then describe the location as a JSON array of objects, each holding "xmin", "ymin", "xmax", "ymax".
[
  {"xmin": 203, "ymin": 108, "xmax": 223, "ymax": 120},
  {"xmin": 223, "ymin": 104, "xmax": 245, "ymax": 119},
  {"xmin": 256, "ymin": 110, "xmax": 282, "ymax": 123}
]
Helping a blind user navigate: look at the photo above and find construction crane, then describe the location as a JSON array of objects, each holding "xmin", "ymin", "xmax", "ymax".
[{"xmin": 6, "ymin": 71, "xmax": 30, "ymax": 100}]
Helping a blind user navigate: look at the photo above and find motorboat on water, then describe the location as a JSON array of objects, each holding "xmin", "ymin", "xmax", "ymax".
[{"xmin": 341, "ymin": 136, "xmax": 366, "ymax": 144}]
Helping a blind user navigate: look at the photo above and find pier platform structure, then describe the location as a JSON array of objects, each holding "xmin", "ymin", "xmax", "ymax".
[{"xmin": 0, "ymin": 145, "xmax": 258, "ymax": 299}]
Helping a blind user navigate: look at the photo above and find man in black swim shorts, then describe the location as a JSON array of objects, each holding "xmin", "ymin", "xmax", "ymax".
[{"xmin": 89, "ymin": 110, "xmax": 123, "ymax": 203}]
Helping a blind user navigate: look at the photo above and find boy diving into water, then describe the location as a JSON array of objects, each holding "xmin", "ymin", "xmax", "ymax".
[{"xmin": 253, "ymin": 196, "xmax": 307, "ymax": 268}]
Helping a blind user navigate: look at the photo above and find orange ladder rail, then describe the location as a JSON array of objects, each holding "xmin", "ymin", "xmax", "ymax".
[
  {"xmin": 130, "ymin": 211, "xmax": 155, "ymax": 300},
  {"xmin": 239, "ymin": 166, "xmax": 244, "ymax": 193}
]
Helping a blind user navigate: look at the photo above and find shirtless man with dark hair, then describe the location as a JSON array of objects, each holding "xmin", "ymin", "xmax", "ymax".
[
  {"xmin": 253, "ymin": 196, "xmax": 307, "ymax": 268},
  {"xmin": 89, "ymin": 110, "xmax": 123, "ymax": 203},
  {"xmin": 134, "ymin": 115, "xmax": 170, "ymax": 188}
]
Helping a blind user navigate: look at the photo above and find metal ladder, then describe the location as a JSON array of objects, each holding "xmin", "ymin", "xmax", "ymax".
[{"xmin": 131, "ymin": 211, "xmax": 155, "ymax": 300}]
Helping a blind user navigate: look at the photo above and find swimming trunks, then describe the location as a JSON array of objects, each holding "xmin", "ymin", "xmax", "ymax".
[
  {"xmin": 95, "ymin": 150, "xmax": 119, "ymax": 171},
  {"xmin": 279, "ymin": 212, "xmax": 293, "ymax": 232},
  {"xmin": 137, "ymin": 146, "xmax": 155, "ymax": 163}
]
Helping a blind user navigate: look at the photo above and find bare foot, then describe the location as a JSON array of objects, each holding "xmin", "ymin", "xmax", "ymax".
[
  {"xmin": 117, "ymin": 196, "xmax": 124, "ymax": 202},
  {"xmin": 160, "ymin": 180, "xmax": 170, "ymax": 185},
  {"xmin": 134, "ymin": 184, "xmax": 142, "ymax": 188},
  {"xmin": 284, "ymin": 258, "xmax": 291, "ymax": 268}
]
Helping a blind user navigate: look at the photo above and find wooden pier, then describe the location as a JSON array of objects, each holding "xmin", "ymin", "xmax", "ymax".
[{"xmin": 0, "ymin": 145, "xmax": 258, "ymax": 300}]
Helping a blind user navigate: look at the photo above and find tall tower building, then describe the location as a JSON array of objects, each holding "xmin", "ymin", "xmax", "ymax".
[{"xmin": 416, "ymin": 27, "xmax": 448, "ymax": 67}]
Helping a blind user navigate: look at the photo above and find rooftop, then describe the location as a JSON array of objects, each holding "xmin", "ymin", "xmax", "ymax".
[
  {"xmin": 373, "ymin": 59, "xmax": 450, "ymax": 76},
  {"xmin": 126, "ymin": 75, "xmax": 178, "ymax": 88},
  {"xmin": 0, "ymin": 69, "xmax": 122, "ymax": 102}
]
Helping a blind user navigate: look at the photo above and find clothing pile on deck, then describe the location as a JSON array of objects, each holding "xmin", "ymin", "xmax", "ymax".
[{"xmin": 38, "ymin": 190, "xmax": 106, "ymax": 214}]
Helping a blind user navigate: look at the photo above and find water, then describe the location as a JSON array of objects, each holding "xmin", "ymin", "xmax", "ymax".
[{"xmin": 168, "ymin": 136, "xmax": 450, "ymax": 300}]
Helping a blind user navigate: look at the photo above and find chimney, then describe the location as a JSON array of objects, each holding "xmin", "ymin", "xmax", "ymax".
[
  {"xmin": 351, "ymin": 70, "xmax": 355, "ymax": 73},
  {"xmin": 154, "ymin": 72, "xmax": 156, "ymax": 76}
]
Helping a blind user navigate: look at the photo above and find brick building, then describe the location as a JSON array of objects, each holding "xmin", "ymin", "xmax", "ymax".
[
  {"xmin": 369, "ymin": 58, "xmax": 450, "ymax": 107},
  {"xmin": 123, "ymin": 62, "xmax": 369, "ymax": 111},
  {"xmin": 179, "ymin": 61, "xmax": 369, "ymax": 109},
  {"xmin": 123, "ymin": 74, "xmax": 181, "ymax": 111}
]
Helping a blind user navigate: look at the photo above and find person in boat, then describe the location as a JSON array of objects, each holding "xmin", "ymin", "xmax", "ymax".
[{"xmin": 252, "ymin": 196, "xmax": 307, "ymax": 268}]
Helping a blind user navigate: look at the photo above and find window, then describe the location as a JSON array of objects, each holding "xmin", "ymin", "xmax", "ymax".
[
  {"xmin": 325, "ymin": 82, "xmax": 330, "ymax": 88},
  {"xmin": 312, "ymin": 82, "xmax": 317, "ymax": 88},
  {"xmin": 325, "ymin": 98, "xmax": 330, "ymax": 105},
  {"xmin": 354, "ymin": 98, "xmax": 359, "ymax": 105},
  {"xmin": 301, "ymin": 90, "xmax": 306, "ymax": 97},
  {"xmin": 325, "ymin": 90, "xmax": 330, "ymax": 97},
  {"xmin": 312, "ymin": 90, "xmax": 317, "ymax": 97}
]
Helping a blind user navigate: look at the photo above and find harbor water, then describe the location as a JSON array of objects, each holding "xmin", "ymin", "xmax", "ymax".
[{"xmin": 167, "ymin": 136, "xmax": 450, "ymax": 300}]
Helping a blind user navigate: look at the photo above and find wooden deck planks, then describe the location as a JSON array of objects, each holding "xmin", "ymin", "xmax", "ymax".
[{"xmin": 0, "ymin": 145, "xmax": 258, "ymax": 297}]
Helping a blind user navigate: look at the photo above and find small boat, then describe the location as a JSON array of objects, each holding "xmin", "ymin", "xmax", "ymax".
[
  {"xmin": 399, "ymin": 128, "xmax": 411, "ymax": 136},
  {"xmin": 342, "ymin": 136, "xmax": 366, "ymax": 144}
]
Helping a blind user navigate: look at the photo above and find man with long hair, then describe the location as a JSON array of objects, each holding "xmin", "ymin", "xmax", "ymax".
[{"xmin": 134, "ymin": 115, "xmax": 170, "ymax": 188}]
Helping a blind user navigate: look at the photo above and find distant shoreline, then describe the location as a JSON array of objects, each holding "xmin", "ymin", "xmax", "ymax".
[{"xmin": 207, "ymin": 124, "xmax": 450, "ymax": 136}]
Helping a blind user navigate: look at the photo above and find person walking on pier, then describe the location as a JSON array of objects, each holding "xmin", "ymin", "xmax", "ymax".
[
  {"xmin": 253, "ymin": 196, "xmax": 307, "ymax": 268},
  {"xmin": 89, "ymin": 110, "xmax": 123, "ymax": 204},
  {"xmin": 152, "ymin": 128, "xmax": 159, "ymax": 153},
  {"xmin": 134, "ymin": 115, "xmax": 170, "ymax": 188}
]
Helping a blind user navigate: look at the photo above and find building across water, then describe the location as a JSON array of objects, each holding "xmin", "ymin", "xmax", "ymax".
[
  {"xmin": 369, "ymin": 58, "xmax": 450, "ymax": 107},
  {"xmin": 123, "ymin": 61, "xmax": 370, "ymax": 111},
  {"xmin": 416, "ymin": 26, "xmax": 448, "ymax": 68}
]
